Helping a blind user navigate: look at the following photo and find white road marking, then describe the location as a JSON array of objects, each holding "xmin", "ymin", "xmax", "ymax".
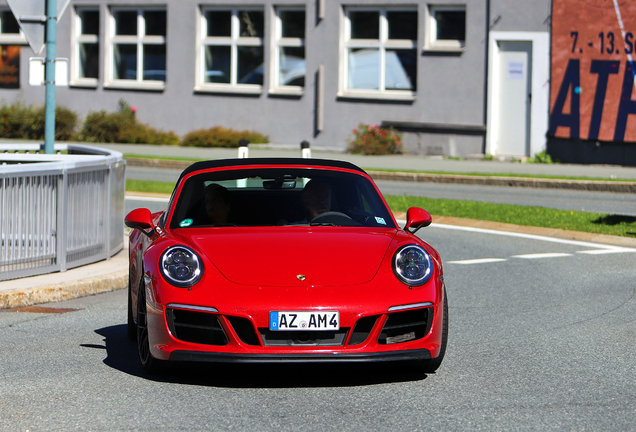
[
  {"xmin": 512, "ymin": 253, "xmax": 573, "ymax": 259},
  {"xmin": 577, "ymin": 248, "xmax": 636, "ymax": 255},
  {"xmin": 429, "ymin": 223, "xmax": 634, "ymax": 251},
  {"xmin": 397, "ymin": 220, "xmax": 636, "ymax": 265},
  {"xmin": 447, "ymin": 258, "xmax": 507, "ymax": 265}
]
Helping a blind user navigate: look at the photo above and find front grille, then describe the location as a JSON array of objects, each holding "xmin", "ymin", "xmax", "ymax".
[
  {"xmin": 226, "ymin": 316, "xmax": 261, "ymax": 346},
  {"xmin": 378, "ymin": 308, "xmax": 432, "ymax": 345},
  {"xmin": 348, "ymin": 315, "xmax": 379, "ymax": 345},
  {"xmin": 259, "ymin": 328, "xmax": 350, "ymax": 347},
  {"xmin": 166, "ymin": 308, "xmax": 228, "ymax": 346}
]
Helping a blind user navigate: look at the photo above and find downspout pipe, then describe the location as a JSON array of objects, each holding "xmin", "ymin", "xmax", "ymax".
[{"xmin": 482, "ymin": 0, "xmax": 490, "ymax": 154}]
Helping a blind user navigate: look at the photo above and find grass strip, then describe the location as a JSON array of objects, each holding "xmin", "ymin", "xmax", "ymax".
[
  {"xmin": 125, "ymin": 179, "xmax": 636, "ymax": 238},
  {"xmin": 384, "ymin": 195, "xmax": 636, "ymax": 238},
  {"xmin": 367, "ymin": 168, "xmax": 636, "ymax": 183},
  {"xmin": 126, "ymin": 179, "xmax": 175, "ymax": 195},
  {"xmin": 124, "ymin": 154, "xmax": 204, "ymax": 162},
  {"xmin": 123, "ymin": 154, "xmax": 636, "ymax": 183}
]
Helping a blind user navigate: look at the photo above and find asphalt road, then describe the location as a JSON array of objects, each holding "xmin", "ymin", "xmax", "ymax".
[
  {"xmin": 126, "ymin": 166, "xmax": 636, "ymax": 216},
  {"xmin": 1, "ymin": 227, "xmax": 634, "ymax": 430}
]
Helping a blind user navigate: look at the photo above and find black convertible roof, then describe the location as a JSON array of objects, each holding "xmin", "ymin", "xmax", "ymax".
[{"xmin": 177, "ymin": 158, "xmax": 367, "ymax": 183}]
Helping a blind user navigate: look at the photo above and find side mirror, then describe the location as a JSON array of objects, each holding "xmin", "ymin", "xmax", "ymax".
[
  {"xmin": 125, "ymin": 208, "xmax": 156, "ymax": 238},
  {"xmin": 404, "ymin": 207, "xmax": 432, "ymax": 234}
]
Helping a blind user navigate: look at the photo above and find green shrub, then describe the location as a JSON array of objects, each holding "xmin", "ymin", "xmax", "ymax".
[
  {"xmin": 0, "ymin": 103, "xmax": 77, "ymax": 140},
  {"xmin": 75, "ymin": 99, "xmax": 179, "ymax": 145},
  {"xmin": 347, "ymin": 123, "xmax": 402, "ymax": 155},
  {"xmin": 119, "ymin": 123, "xmax": 180, "ymax": 145},
  {"xmin": 74, "ymin": 109, "xmax": 129, "ymax": 143},
  {"xmin": 181, "ymin": 126, "xmax": 269, "ymax": 148},
  {"xmin": 527, "ymin": 150, "xmax": 555, "ymax": 164},
  {"xmin": 53, "ymin": 106, "xmax": 79, "ymax": 141}
]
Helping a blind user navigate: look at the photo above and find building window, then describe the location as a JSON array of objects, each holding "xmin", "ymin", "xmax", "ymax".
[
  {"xmin": 426, "ymin": 5, "xmax": 466, "ymax": 51},
  {"xmin": 343, "ymin": 7, "xmax": 417, "ymax": 97},
  {"xmin": 0, "ymin": 9, "xmax": 26, "ymax": 44},
  {"xmin": 108, "ymin": 7, "xmax": 166, "ymax": 86},
  {"xmin": 199, "ymin": 8, "xmax": 264, "ymax": 91},
  {"xmin": 73, "ymin": 8, "xmax": 99, "ymax": 84},
  {"xmin": 273, "ymin": 7, "xmax": 305, "ymax": 91}
]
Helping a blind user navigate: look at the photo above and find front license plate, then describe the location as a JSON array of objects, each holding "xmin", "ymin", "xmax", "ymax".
[{"xmin": 269, "ymin": 311, "xmax": 339, "ymax": 331}]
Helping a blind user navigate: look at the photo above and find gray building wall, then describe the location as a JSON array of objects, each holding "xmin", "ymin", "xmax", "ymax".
[
  {"xmin": 489, "ymin": 0, "xmax": 551, "ymax": 33},
  {"xmin": 0, "ymin": 0, "xmax": 549, "ymax": 156}
]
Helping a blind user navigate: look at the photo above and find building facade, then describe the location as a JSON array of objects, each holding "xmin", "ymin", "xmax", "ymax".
[{"xmin": 0, "ymin": 0, "xmax": 551, "ymax": 158}]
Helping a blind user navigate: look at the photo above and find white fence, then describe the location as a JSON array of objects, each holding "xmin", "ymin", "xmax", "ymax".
[{"xmin": 0, "ymin": 144, "xmax": 125, "ymax": 281}]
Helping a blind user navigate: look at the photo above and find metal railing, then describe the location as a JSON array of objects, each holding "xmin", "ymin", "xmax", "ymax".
[{"xmin": 0, "ymin": 144, "xmax": 125, "ymax": 281}]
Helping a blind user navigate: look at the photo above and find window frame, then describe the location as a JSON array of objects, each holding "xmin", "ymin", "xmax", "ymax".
[
  {"xmin": 0, "ymin": 8, "xmax": 27, "ymax": 45},
  {"xmin": 270, "ymin": 6, "xmax": 306, "ymax": 95},
  {"xmin": 339, "ymin": 6, "xmax": 417, "ymax": 101},
  {"xmin": 424, "ymin": 4, "xmax": 466, "ymax": 52},
  {"xmin": 105, "ymin": 6, "xmax": 167, "ymax": 90},
  {"xmin": 196, "ymin": 6, "xmax": 265, "ymax": 94},
  {"xmin": 71, "ymin": 6, "xmax": 100, "ymax": 87}
]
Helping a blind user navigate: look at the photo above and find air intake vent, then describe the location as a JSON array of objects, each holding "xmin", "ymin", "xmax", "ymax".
[
  {"xmin": 348, "ymin": 315, "xmax": 379, "ymax": 345},
  {"xmin": 378, "ymin": 308, "xmax": 432, "ymax": 345},
  {"xmin": 166, "ymin": 308, "xmax": 228, "ymax": 346},
  {"xmin": 227, "ymin": 316, "xmax": 261, "ymax": 346},
  {"xmin": 258, "ymin": 328, "xmax": 349, "ymax": 346}
]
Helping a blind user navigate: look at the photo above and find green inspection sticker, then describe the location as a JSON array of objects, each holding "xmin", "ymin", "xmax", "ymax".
[{"xmin": 179, "ymin": 219, "xmax": 193, "ymax": 227}]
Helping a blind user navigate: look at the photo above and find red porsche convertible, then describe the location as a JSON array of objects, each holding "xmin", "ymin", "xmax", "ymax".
[{"xmin": 125, "ymin": 158, "xmax": 447, "ymax": 374}]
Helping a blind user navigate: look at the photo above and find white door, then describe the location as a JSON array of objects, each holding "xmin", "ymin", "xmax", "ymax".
[{"xmin": 495, "ymin": 41, "xmax": 532, "ymax": 156}]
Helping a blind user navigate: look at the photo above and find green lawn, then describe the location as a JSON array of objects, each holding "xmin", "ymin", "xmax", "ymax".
[
  {"xmin": 384, "ymin": 195, "xmax": 636, "ymax": 238},
  {"xmin": 126, "ymin": 179, "xmax": 175, "ymax": 195},
  {"xmin": 125, "ymin": 179, "xmax": 636, "ymax": 238}
]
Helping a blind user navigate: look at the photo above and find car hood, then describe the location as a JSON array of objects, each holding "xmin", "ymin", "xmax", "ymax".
[{"xmin": 179, "ymin": 228, "xmax": 397, "ymax": 287}]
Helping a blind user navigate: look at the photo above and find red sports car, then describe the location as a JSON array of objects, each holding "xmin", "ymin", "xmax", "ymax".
[{"xmin": 125, "ymin": 158, "xmax": 447, "ymax": 374}]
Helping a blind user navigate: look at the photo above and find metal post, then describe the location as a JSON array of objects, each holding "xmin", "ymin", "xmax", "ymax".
[
  {"xmin": 301, "ymin": 140, "xmax": 311, "ymax": 158},
  {"xmin": 44, "ymin": 0, "xmax": 57, "ymax": 155},
  {"xmin": 237, "ymin": 139, "xmax": 249, "ymax": 158}
]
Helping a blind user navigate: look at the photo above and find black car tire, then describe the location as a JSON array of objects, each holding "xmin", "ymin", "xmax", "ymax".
[
  {"xmin": 422, "ymin": 289, "xmax": 448, "ymax": 373},
  {"xmin": 127, "ymin": 274, "xmax": 136, "ymax": 341},
  {"xmin": 410, "ymin": 290, "xmax": 448, "ymax": 374},
  {"xmin": 136, "ymin": 277, "xmax": 166, "ymax": 374}
]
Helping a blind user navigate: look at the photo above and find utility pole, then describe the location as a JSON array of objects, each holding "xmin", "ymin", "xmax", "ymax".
[{"xmin": 44, "ymin": 0, "xmax": 57, "ymax": 154}]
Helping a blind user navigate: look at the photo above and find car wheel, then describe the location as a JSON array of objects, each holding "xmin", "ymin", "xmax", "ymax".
[
  {"xmin": 409, "ymin": 290, "xmax": 448, "ymax": 374},
  {"xmin": 136, "ymin": 278, "xmax": 165, "ymax": 374},
  {"xmin": 422, "ymin": 290, "xmax": 448, "ymax": 373},
  {"xmin": 127, "ymin": 274, "xmax": 136, "ymax": 341}
]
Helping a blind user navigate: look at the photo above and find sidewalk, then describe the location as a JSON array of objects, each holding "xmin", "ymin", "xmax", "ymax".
[
  {"xmin": 2, "ymin": 142, "xmax": 636, "ymax": 309},
  {"xmin": 102, "ymin": 142, "xmax": 636, "ymax": 180}
]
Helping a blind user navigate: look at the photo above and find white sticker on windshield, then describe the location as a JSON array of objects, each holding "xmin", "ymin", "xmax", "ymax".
[{"xmin": 375, "ymin": 217, "xmax": 386, "ymax": 225}]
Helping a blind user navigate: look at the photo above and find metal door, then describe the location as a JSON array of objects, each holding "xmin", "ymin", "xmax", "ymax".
[{"xmin": 495, "ymin": 41, "xmax": 532, "ymax": 156}]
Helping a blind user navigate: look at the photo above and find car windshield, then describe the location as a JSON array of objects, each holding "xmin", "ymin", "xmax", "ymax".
[{"xmin": 168, "ymin": 167, "xmax": 396, "ymax": 229}]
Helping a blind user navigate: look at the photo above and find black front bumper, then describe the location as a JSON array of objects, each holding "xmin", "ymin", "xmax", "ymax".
[{"xmin": 170, "ymin": 348, "xmax": 431, "ymax": 364}]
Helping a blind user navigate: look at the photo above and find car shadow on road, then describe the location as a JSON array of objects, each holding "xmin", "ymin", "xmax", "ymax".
[{"xmin": 91, "ymin": 324, "xmax": 431, "ymax": 387}]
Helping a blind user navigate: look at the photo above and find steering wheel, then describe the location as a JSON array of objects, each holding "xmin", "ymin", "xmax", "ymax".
[{"xmin": 311, "ymin": 211, "xmax": 352, "ymax": 222}]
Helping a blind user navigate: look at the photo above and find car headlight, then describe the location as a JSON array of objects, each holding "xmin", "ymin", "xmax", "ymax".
[
  {"xmin": 392, "ymin": 245, "xmax": 433, "ymax": 286},
  {"xmin": 160, "ymin": 246, "xmax": 203, "ymax": 287}
]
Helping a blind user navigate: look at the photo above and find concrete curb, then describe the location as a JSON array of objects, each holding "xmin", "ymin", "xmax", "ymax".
[
  {"xmin": 125, "ymin": 157, "xmax": 636, "ymax": 193},
  {"xmin": 367, "ymin": 171, "xmax": 636, "ymax": 193},
  {"xmin": 393, "ymin": 213, "xmax": 636, "ymax": 248},
  {"xmin": 2, "ymin": 214, "xmax": 635, "ymax": 310},
  {"xmin": 0, "ymin": 270, "xmax": 128, "ymax": 310},
  {"xmin": 3, "ymin": 156, "xmax": 636, "ymax": 311}
]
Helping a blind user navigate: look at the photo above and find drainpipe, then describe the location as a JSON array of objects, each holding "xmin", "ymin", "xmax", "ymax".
[{"xmin": 482, "ymin": 0, "xmax": 490, "ymax": 154}]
